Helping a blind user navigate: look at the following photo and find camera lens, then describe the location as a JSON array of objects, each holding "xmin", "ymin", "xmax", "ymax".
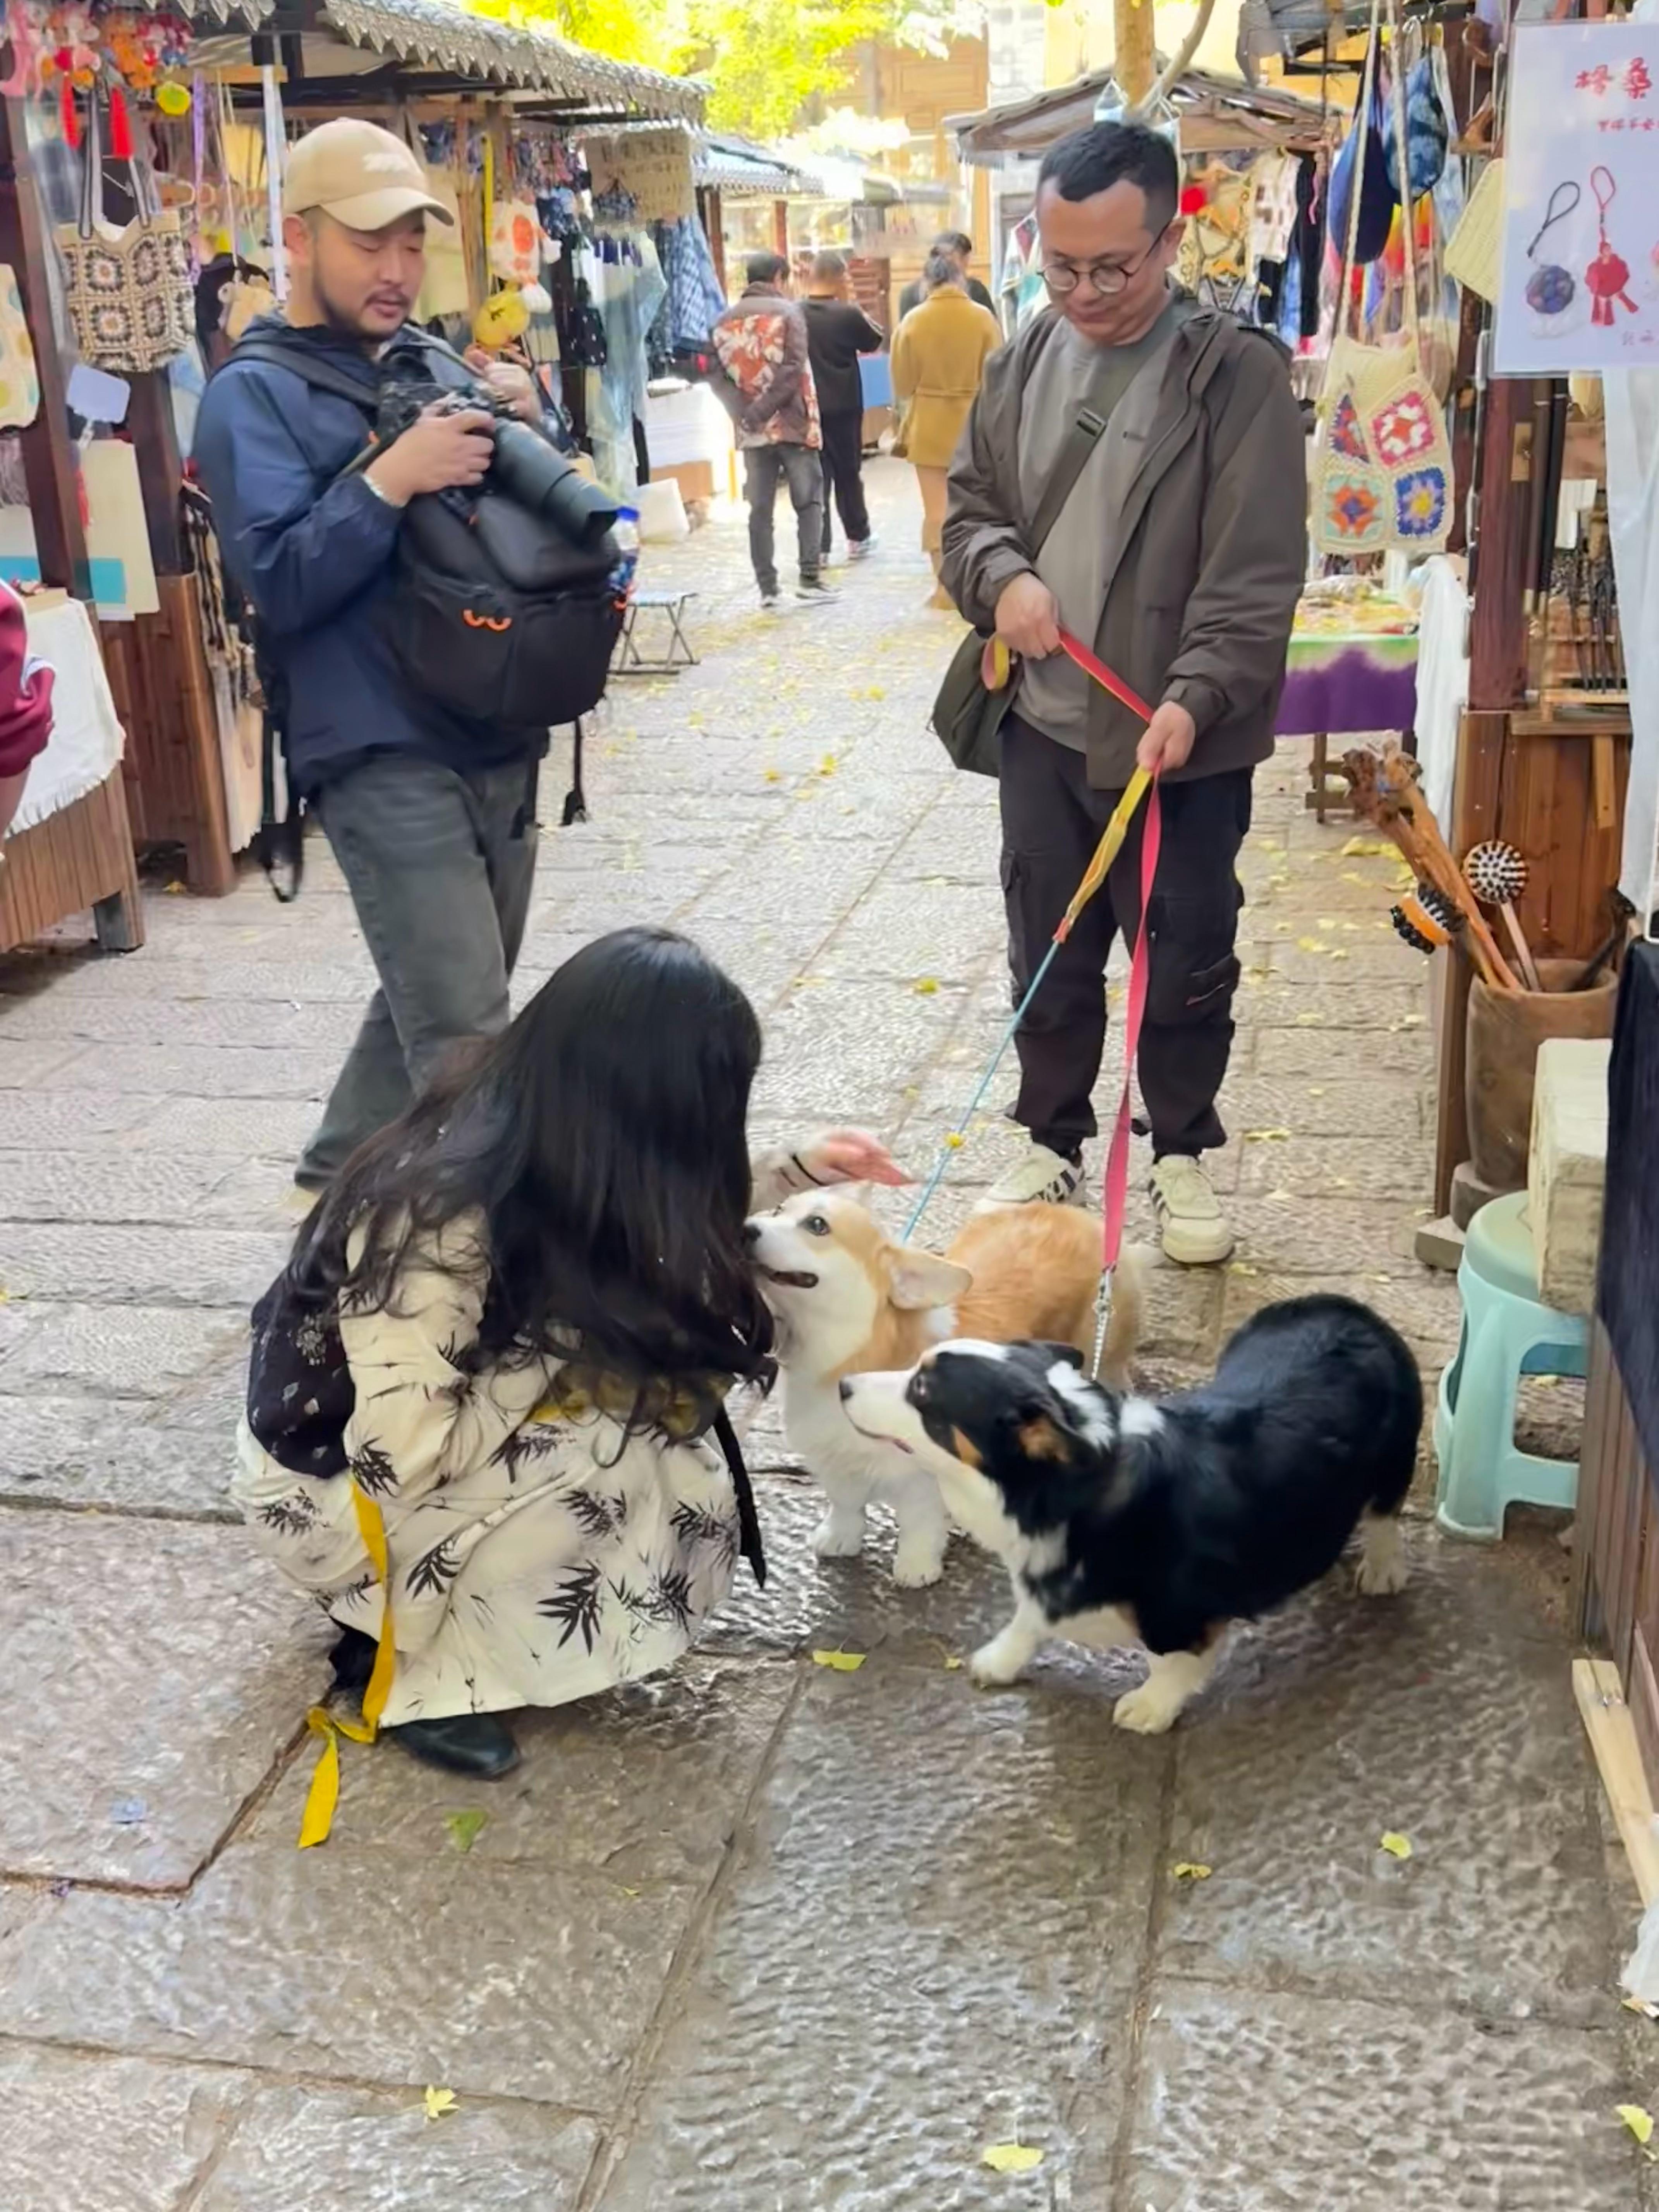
[{"xmin": 489, "ymin": 421, "xmax": 620, "ymax": 548}]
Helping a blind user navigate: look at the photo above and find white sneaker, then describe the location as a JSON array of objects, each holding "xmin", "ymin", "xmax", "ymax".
[
  {"xmin": 985, "ymin": 1142, "xmax": 1085, "ymax": 1207},
  {"xmin": 1148, "ymin": 1156, "xmax": 1234, "ymax": 1266}
]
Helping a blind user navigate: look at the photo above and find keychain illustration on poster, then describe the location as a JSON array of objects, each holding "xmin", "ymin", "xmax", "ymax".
[{"xmin": 1496, "ymin": 21, "xmax": 1659, "ymax": 374}]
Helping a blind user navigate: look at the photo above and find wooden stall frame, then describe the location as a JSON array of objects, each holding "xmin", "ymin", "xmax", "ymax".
[{"xmin": 0, "ymin": 100, "xmax": 145, "ymax": 953}]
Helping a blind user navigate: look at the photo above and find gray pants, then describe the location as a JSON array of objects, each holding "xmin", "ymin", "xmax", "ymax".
[
  {"xmin": 297, "ymin": 752, "xmax": 539, "ymax": 1189},
  {"xmin": 744, "ymin": 443, "xmax": 823, "ymax": 596}
]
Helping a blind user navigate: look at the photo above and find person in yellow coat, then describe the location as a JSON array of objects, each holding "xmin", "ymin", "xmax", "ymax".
[{"xmin": 892, "ymin": 253, "xmax": 1003, "ymax": 608}]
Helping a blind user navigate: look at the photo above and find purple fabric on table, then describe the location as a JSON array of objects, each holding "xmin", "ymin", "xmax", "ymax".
[{"xmin": 1274, "ymin": 643, "xmax": 1418, "ymax": 738}]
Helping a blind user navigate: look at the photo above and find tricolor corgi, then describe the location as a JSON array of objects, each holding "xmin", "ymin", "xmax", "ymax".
[{"xmin": 744, "ymin": 1189, "xmax": 1140, "ymax": 1585}]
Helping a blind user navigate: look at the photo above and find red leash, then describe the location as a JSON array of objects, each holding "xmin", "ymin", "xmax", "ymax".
[{"xmin": 1055, "ymin": 630, "xmax": 1163, "ymax": 1331}]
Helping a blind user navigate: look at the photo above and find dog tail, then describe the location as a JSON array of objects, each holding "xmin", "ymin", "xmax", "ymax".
[{"xmin": 1093, "ymin": 1243, "xmax": 1146, "ymax": 1390}]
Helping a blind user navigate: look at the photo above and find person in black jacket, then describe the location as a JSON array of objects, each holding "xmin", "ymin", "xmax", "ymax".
[
  {"xmin": 897, "ymin": 231, "xmax": 997, "ymax": 320},
  {"xmin": 800, "ymin": 252, "xmax": 884, "ymax": 563},
  {"xmin": 194, "ymin": 120, "xmax": 567, "ymax": 1195}
]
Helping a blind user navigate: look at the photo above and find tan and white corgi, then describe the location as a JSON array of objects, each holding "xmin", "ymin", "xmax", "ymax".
[{"xmin": 744, "ymin": 1189, "xmax": 1141, "ymax": 1585}]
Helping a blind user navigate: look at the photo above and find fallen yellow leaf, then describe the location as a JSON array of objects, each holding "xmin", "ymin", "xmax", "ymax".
[
  {"xmin": 1171, "ymin": 1861, "xmax": 1213, "ymax": 1881},
  {"xmin": 1379, "ymin": 1831, "xmax": 1413, "ymax": 1860},
  {"xmin": 1243, "ymin": 1128, "xmax": 1291, "ymax": 1143},
  {"xmin": 865, "ymin": 684, "xmax": 886, "ymax": 700},
  {"xmin": 817, "ymin": 754, "xmax": 838, "ymax": 775},
  {"xmin": 1294, "ymin": 1011, "xmax": 1325, "ymax": 1027},
  {"xmin": 1228, "ymin": 1261, "xmax": 1258, "ymax": 1276},
  {"xmin": 944, "ymin": 1131, "xmax": 965, "ymax": 1149},
  {"xmin": 1307, "ymin": 1085, "xmax": 1326, "ymax": 1096},
  {"xmin": 1341, "ymin": 836, "xmax": 1396, "ymax": 859},
  {"xmin": 1622, "ymin": 1996, "xmax": 1659, "ymax": 2020},
  {"xmin": 981, "ymin": 2144, "xmax": 1044, "ymax": 2174},
  {"xmin": 1297, "ymin": 937, "xmax": 1329, "ymax": 953},
  {"xmin": 812, "ymin": 1649, "xmax": 866, "ymax": 1672},
  {"xmin": 763, "ymin": 768, "xmax": 783, "ymax": 783},
  {"xmin": 443, "ymin": 1810, "xmax": 487, "ymax": 1855},
  {"xmin": 423, "ymin": 2087, "xmax": 458, "ymax": 2122},
  {"xmin": 913, "ymin": 977, "xmax": 939, "ymax": 995},
  {"xmin": 1619, "ymin": 2104, "xmax": 1656, "ymax": 2146}
]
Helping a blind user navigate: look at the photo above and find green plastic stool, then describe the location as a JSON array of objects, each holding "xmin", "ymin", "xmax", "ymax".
[{"xmin": 1434, "ymin": 1191, "xmax": 1588, "ymax": 1540}]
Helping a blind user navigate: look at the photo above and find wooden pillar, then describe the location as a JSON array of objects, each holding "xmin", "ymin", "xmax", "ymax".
[
  {"xmin": 772, "ymin": 197, "xmax": 788, "ymax": 260},
  {"xmin": 0, "ymin": 101, "xmax": 91, "ymax": 598},
  {"xmin": 700, "ymin": 185, "xmax": 727, "ymax": 296}
]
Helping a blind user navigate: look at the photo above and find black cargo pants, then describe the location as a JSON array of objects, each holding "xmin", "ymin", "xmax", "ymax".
[{"xmin": 999, "ymin": 713, "xmax": 1251, "ymax": 1161}]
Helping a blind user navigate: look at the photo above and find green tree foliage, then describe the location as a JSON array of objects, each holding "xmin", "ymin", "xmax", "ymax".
[{"xmin": 481, "ymin": 0, "xmax": 984, "ymax": 142}]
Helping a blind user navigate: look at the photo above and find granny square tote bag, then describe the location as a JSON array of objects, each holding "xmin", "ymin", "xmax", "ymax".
[{"xmin": 57, "ymin": 100, "xmax": 192, "ymax": 376}]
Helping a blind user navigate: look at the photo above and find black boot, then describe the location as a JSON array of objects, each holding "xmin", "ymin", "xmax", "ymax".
[
  {"xmin": 384, "ymin": 1712, "xmax": 521, "ymax": 1778},
  {"xmin": 329, "ymin": 1625, "xmax": 379, "ymax": 1694}
]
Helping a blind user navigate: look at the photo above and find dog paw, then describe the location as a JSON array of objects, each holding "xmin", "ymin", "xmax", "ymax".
[
  {"xmin": 811, "ymin": 1515, "xmax": 866, "ymax": 1560},
  {"xmin": 969, "ymin": 1638, "xmax": 1029, "ymax": 1688},
  {"xmin": 1112, "ymin": 1681, "xmax": 1184, "ymax": 1736},
  {"xmin": 1356, "ymin": 1553, "xmax": 1410, "ymax": 1597},
  {"xmin": 1356, "ymin": 1518, "xmax": 1409, "ymax": 1596},
  {"xmin": 891, "ymin": 1539, "xmax": 946, "ymax": 1589}
]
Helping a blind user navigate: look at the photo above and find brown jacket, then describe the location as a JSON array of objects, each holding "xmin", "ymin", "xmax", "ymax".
[
  {"xmin": 891, "ymin": 287, "xmax": 1004, "ymax": 470},
  {"xmin": 941, "ymin": 305, "xmax": 1306, "ymax": 786}
]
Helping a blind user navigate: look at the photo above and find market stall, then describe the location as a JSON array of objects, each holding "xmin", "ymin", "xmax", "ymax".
[
  {"xmin": 0, "ymin": 0, "xmax": 707, "ymax": 919},
  {"xmin": 0, "ymin": 591, "xmax": 142, "ymax": 952}
]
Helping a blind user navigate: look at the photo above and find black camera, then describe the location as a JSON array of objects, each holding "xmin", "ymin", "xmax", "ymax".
[{"xmin": 377, "ymin": 376, "xmax": 620, "ymax": 550}]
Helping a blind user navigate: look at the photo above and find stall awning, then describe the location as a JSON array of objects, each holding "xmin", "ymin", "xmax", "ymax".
[
  {"xmin": 183, "ymin": 0, "xmax": 705, "ymax": 121},
  {"xmin": 694, "ymin": 131, "xmax": 802, "ymax": 196},
  {"xmin": 950, "ymin": 64, "xmax": 1330, "ymax": 163},
  {"xmin": 1238, "ymin": 0, "xmax": 1375, "ymax": 65}
]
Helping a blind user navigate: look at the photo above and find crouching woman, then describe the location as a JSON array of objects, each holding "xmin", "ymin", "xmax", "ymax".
[{"xmin": 234, "ymin": 925, "xmax": 900, "ymax": 1778}]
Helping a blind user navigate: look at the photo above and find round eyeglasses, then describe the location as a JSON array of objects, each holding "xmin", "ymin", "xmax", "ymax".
[{"xmin": 1041, "ymin": 234, "xmax": 1166, "ymax": 297}]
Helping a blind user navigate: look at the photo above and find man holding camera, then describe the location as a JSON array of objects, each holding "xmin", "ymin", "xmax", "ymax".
[{"xmin": 194, "ymin": 119, "xmax": 557, "ymax": 1194}]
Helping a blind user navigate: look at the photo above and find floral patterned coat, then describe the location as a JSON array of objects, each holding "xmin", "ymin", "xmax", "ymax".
[{"xmin": 232, "ymin": 1147, "xmax": 814, "ymax": 1726}]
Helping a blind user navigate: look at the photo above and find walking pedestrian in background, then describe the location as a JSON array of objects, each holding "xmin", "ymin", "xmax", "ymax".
[
  {"xmin": 801, "ymin": 251, "xmax": 883, "ymax": 565},
  {"xmin": 711, "ymin": 253, "xmax": 835, "ymax": 610},
  {"xmin": 898, "ymin": 231, "xmax": 997, "ymax": 320},
  {"xmin": 892, "ymin": 253, "xmax": 1003, "ymax": 611}
]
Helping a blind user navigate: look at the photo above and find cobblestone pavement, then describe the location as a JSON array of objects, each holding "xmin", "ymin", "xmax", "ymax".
[{"xmin": 0, "ymin": 463, "xmax": 1647, "ymax": 2209}]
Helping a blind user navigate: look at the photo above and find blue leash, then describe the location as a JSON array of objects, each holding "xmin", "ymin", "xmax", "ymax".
[{"xmin": 900, "ymin": 937, "xmax": 1063, "ymax": 1245}]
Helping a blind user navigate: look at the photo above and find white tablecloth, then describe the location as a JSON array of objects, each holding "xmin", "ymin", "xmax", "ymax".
[{"xmin": 10, "ymin": 598, "xmax": 126, "ymax": 835}]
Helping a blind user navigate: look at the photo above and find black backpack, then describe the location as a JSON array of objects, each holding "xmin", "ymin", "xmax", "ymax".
[{"xmin": 225, "ymin": 335, "xmax": 619, "ymax": 890}]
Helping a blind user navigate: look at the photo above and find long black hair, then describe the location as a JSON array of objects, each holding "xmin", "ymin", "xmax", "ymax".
[{"xmin": 288, "ymin": 927, "xmax": 774, "ymax": 1420}]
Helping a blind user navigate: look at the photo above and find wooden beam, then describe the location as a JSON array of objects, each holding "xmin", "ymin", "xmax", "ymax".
[
  {"xmin": 1467, "ymin": 376, "xmax": 1535, "ymax": 713},
  {"xmin": 124, "ymin": 375, "xmax": 186, "ymax": 579},
  {"xmin": 1574, "ymin": 1656, "xmax": 1659, "ymax": 1908},
  {"xmin": 0, "ymin": 100, "xmax": 91, "ymax": 598}
]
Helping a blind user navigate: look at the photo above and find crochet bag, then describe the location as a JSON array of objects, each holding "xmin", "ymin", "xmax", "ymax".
[
  {"xmin": 56, "ymin": 101, "xmax": 192, "ymax": 377},
  {"xmin": 0, "ymin": 265, "xmax": 40, "ymax": 429},
  {"xmin": 1311, "ymin": 0, "xmax": 1452, "ymax": 559}
]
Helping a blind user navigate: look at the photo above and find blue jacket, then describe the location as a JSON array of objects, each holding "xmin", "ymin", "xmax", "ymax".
[{"xmin": 192, "ymin": 317, "xmax": 543, "ymax": 796}]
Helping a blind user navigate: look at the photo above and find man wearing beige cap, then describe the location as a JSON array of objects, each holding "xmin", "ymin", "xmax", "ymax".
[{"xmin": 195, "ymin": 118, "xmax": 561, "ymax": 1193}]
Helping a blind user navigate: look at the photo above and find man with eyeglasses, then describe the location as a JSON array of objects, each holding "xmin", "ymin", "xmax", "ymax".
[{"xmin": 941, "ymin": 121, "xmax": 1304, "ymax": 1266}]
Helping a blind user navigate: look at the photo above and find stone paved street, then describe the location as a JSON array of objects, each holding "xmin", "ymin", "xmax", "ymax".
[{"xmin": 0, "ymin": 462, "xmax": 1648, "ymax": 2209}]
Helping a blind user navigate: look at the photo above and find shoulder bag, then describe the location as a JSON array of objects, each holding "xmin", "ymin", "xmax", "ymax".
[{"xmin": 929, "ymin": 392, "xmax": 1109, "ymax": 778}]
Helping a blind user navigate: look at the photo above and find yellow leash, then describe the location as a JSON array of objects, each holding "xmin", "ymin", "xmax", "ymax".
[{"xmin": 297, "ymin": 1484, "xmax": 395, "ymax": 1849}]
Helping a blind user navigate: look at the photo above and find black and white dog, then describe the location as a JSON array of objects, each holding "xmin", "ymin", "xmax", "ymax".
[{"xmin": 839, "ymin": 1294, "xmax": 1422, "ymax": 1735}]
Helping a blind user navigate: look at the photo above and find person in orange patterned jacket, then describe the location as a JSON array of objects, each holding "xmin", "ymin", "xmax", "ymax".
[
  {"xmin": 710, "ymin": 253, "xmax": 836, "ymax": 610},
  {"xmin": 0, "ymin": 579, "xmax": 54, "ymax": 842}
]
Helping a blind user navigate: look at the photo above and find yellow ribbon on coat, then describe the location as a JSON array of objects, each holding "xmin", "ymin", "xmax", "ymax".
[{"xmin": 297, "ymin": 1484, "xmax": 395, "ymax": 1850}]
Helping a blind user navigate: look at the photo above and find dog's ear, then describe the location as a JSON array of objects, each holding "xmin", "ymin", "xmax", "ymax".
[
  {"xmin": 1037, "ymin": 1341, "xmax": 1086, "ymax": 1371},
  {"xmin": 887, "ymin": 1249, "xmax": 974, "ymax": 1311}
]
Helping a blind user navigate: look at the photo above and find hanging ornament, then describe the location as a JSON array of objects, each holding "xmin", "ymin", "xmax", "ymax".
[
  {"xmin": 519, "ymin": 279, "xmax": 551, "ymax": 315},
  {"xmin": 155, "ymin": 76, "xmax": 189, "ymax": 114},
  {"xmin": 107, "ymin": 81, "xmax": 133, "ymax": 160},
  {"xmin": 1585, "ymin": 163, "xmax": 1637, "ymax": 329},
  {"xmin": 1524, "ymin": 180, "xmax": 1581, "ymax": 328},
  {"xmin": 58, "ymin": 67, "xmax": 77, "ymax": 147},
  {"xmin": 472, "ymin": 287, "xmax": 529, "ymax": 349}
]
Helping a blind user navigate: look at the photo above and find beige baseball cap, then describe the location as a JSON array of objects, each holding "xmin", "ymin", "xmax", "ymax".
[{"xmin": 283, "ymin": 118, "xmax": 455, "ymax": 232}]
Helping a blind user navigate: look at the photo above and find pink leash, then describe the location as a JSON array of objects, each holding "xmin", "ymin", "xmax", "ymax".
[{"xmin": 1056, "ymin": 630, "xmax": 1164, "ymax": 1356}]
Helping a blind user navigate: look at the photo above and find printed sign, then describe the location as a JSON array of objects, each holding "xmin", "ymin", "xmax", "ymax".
[
  {"xmin": 582, "ymin": 128, "xmax": 695, "ymax": 225},
  {"xmin": 1497, "ymin": 22, "xmax": 1659, "ymax": 374}
]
